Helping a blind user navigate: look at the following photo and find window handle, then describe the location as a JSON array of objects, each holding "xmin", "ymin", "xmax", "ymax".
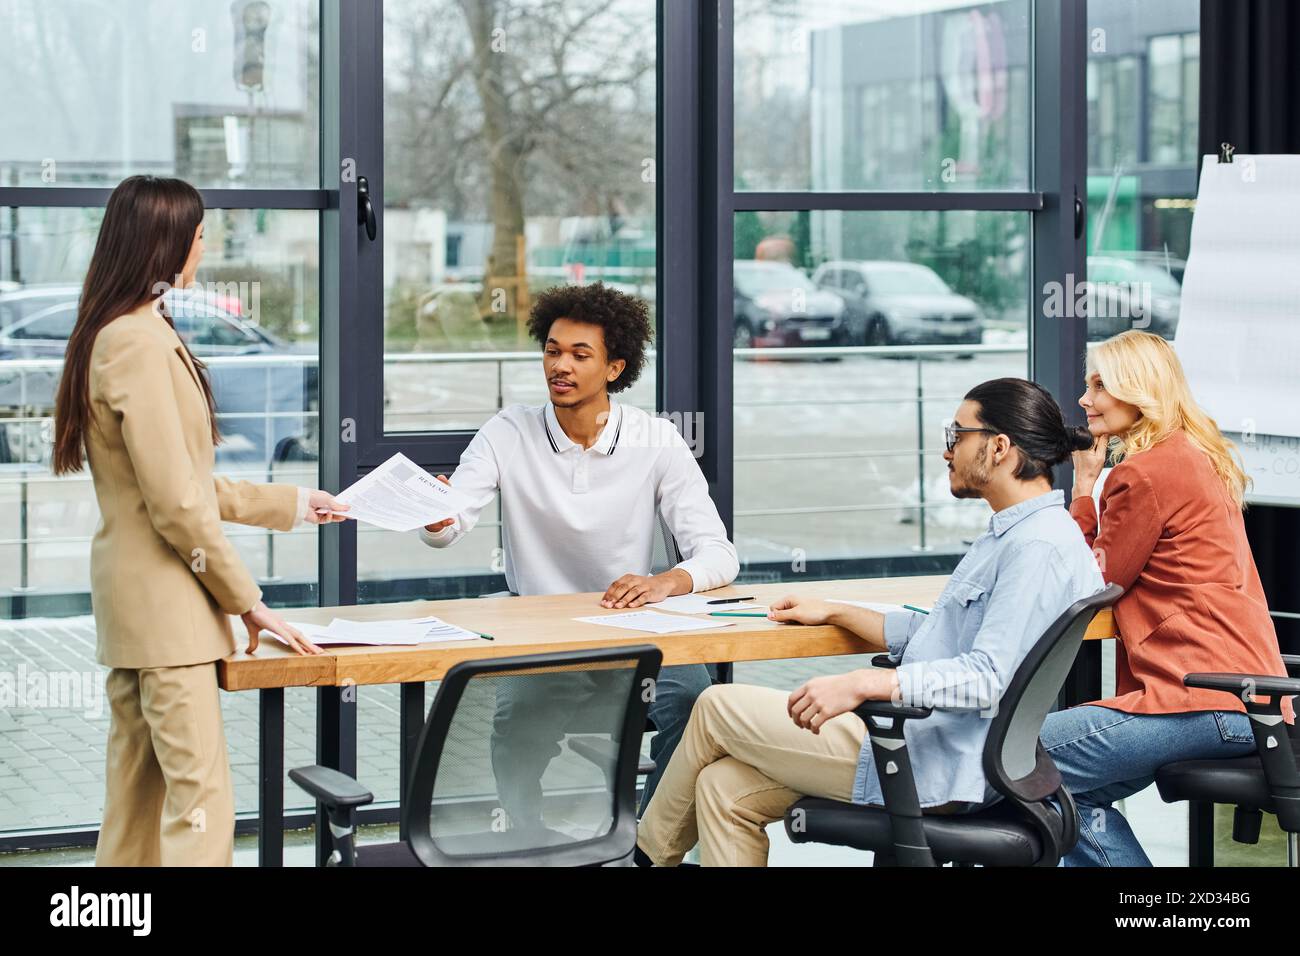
[{"xmin": 357, "ymin": 176, "xmax": 377, "ymax": 241}]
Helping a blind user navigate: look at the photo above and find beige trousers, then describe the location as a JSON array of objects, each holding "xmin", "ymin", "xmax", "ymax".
[
  {"xmin": 94, "ymin": 662, "xmax": 235, "ymax": 867},
  {"xmin": 637, "ymin": 682, "xmax": 866, "ymax": 866}
]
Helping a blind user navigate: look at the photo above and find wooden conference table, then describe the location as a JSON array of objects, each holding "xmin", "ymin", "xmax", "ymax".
[{"xmin": 218, "ymin": 576, "xmax": 1117, "ymax": 866}]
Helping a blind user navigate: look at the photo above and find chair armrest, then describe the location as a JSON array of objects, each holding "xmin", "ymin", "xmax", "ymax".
[
  {"xmin": 568, "ymin": 735, "xmax": 656, "ymax": 777},
  {"xmin": 1183, "ymin": 672, "xmax": 1300, "ymax": 714},
  {"xmin": 854, "ymin": 699, "xmax": 936, "ymax": 866},
  {"xmin": 1183, "ymin": 672, "xmax": 1300, "ymax": 830},
  {"xmin": 289, "ymin": 765, "xmax": 374, "ymax": 810},
  {"xmin": 855, "ymin": 699, "xmax": 933, "ymax": 722},
  {"xmin": 1282, "ymin": 654, "xmax": 1300, "ymax": 677},
  {"xmin": 289, "ymin": 765, "xmax": 373, "ymax": 867}
]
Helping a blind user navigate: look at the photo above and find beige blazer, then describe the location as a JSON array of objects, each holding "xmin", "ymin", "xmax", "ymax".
[{"xmin": 85, "ymin": 303, "xmax": 299, "ymax": 669}]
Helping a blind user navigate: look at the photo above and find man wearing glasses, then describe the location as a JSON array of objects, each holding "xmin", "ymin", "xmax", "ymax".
[{"xmin": 635, "ymin": 377, "xmax": 1105, "ymax": 866}]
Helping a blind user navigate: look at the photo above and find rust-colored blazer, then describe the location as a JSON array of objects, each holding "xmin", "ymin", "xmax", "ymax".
[
  {"xmin": 85, "ymin": 303, "xmax": 299, "ymax": 669},
  {"xmin": 1070, "ymin": 428, "xmax": 1293, "ymax": 722}
]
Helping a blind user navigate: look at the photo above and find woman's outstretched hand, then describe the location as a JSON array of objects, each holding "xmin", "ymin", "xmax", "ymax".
[{"xmin": 304, "ymin": 489, "xmax": 349, "ymax": 525}]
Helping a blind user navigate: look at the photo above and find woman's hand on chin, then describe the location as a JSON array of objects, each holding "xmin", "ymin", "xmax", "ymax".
[{"xmin": 1072, "ymin": 435, "xmax": 1108, "ymax": 499}]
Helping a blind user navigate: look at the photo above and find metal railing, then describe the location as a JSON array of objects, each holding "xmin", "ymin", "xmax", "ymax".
[{"xmin": 0, "ymin": 343, "xmax": 1027, "ymax": 593}]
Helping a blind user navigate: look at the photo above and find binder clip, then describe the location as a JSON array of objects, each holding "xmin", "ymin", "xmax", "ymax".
[{"xmin": 1219, "ymin": 142, "xmax": 1235, "ymax": 164}]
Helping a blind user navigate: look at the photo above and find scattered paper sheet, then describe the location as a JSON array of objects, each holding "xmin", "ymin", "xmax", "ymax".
[
  {"xmin": 259, "ymin": 622, "xmax": 337, "ymax": 646},
  {"xmin": 828, "ymin": 600, "xmax": 911, "ymax": 615},
  {"xmin": 333, "ymin": 452, "xmax": 478, "ymax": 532},
  {"xmin": 260, "ymin": 615, "xmax": 481, "ymax": 647},
  {"xmin": 326, "ymin": 616, "xmax": 481, "ymax": 643},
  {"xmin": 574, "ymin": 611, "xmax": 738, "ymax": 635},
  {"xmin": 646, "ymin": 593, "xmax": 765, "ymax": 614}
]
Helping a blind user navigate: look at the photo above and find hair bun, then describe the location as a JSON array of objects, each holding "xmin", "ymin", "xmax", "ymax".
[{"xmin": 1061, "ymin": 425, "xmax": 1095, "ymax": 458}]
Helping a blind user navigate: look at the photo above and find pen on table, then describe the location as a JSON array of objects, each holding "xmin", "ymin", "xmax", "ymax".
[
  {"xmin": 707, "ymin": 596, "xmax": 756, "ymax": 605},
  {"xmin": 478, "ymin": 632, "xmax": 495, "ymax": 641},
  {"xmin": 708, "ymin": 611, "xmax": 769, "ymax": 617},
  {"xmin": 902, "ymin": 604, "xmax": 930, "ymax": 615}
]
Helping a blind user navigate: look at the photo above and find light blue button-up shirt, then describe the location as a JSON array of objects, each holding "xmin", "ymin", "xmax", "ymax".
[{"xmin": 851, "ymin": 489, "xmax": 1105, "ymax": 808}]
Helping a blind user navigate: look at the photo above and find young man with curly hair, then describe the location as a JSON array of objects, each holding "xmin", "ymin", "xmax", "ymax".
[{"xmin": 419, "ymin": 282, "xmax": 738, "ymax": 832}]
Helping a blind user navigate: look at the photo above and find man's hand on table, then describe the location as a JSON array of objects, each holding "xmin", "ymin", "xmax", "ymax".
[
  {"xmin": 767, "ymin": 595, "xmax": 838, "ymax": 626},
  {"xmin": 601, "ymin": 568, "xmax": 693, "ymax": 608},
  {"xmin": 768, "ymin": 594, "xmax": 888, "ymax": 650}
]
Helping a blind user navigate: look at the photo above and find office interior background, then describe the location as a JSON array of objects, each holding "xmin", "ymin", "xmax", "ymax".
[{"xmin": 0, "ymin": 0, "xmax": 1295, "ymax": 863}]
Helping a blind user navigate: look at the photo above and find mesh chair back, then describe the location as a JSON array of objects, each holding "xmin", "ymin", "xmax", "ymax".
[
  {"xmin": 404, "ymin": 645, "xmax": 661, "ymax": 866},
  {"xmin": 984, "ymin": 584, "xmax": 1123, "ymax": 802},
  {"xmin": 651, "ymin": 512, "xmax": 684, "ymax": 573}
]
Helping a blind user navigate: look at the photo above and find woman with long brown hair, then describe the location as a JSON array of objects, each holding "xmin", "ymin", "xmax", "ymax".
[{"xmin": 53, "ymin": 175, "xmax": 347, "ymax": 866}]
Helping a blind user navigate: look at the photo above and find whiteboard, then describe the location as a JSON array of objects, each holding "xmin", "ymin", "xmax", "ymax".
[
  {"xmin": 1225, "ymin": 432, "xmax": 1300, "ymax": 507},
  {"xmin": 1175, "ymin": 155, "xmax": 1300, "ymax": 506}
]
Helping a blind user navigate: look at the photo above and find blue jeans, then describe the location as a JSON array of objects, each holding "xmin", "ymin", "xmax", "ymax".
[
  {"xmin": 640, "ymin": 664, "xmax": 715, "ymax": 809},
  {"xmin": 490, "ymin": 663, "xmax": 712, "ymax": 825},
  {"xmin": 1039, "ymin": 705, "xmax": 1256, "ymax": 866}
]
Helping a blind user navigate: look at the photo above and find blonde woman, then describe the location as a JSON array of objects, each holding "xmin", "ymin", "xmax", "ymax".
[
  {"xmin": 1039, "ymin": 330, "xmax": 1293, "ymax": 866},
  {"xmin": 52, "ymin": 176, "xmax": 348, "ymax": 866}
]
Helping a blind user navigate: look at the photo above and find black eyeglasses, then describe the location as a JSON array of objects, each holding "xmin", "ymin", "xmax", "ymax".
[{"xmin": 944, "ymin": 424, "xmax": 997, "ymax": 453}]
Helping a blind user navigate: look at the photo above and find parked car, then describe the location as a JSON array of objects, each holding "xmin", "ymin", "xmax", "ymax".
[
  {"xmin": 811, "ymin": 260, "xmax": 984, "ymax": 346},
  {"xmin": 0, "ymin": 284, "xmax": 84, "ymax": 333},
  {"xmin": 0, "ymin": 286, "xmax": 317, "ymax": 466},
  {"xmin": 1085, "ymin": 255, "xmax": 1183, "ymax": 340},
  {"xmin": 733, "ymin": 259, "xmax": 849, "ymax": 349}
]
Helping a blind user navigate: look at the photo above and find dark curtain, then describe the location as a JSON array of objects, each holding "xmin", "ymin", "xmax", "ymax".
[
  {"xmin": 1200, "ymin": 0, "xmax": 1300, "ymax": 652},
  {"xmin": 1199, "ymin": 0, "xmax": 1300, "ymax": 158},
  {"xmin": 1245, "ymin": 507, "xmax": 1300, "ymax": 653}
]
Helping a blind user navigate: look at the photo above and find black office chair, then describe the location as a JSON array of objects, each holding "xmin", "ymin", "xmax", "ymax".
[
  {"xmin": 783, "ymin": 583, "xmax": 1123, "ymax": 866},
  {"xmin": 1154, "ymin": 654, "xmax": 1300, "ymax": 867},
  {"xmin": 290, "ymin": 645, "xmax": 662, "ymax": 866}
]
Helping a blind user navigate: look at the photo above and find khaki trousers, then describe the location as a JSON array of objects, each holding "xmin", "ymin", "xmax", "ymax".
[
  {"xmin": 637, "ymin": 683, "xmax": 866, "ymax": 866},
  {"xmin": 94, "ymin": 662, "xmax": 235, "ymax": 867}
]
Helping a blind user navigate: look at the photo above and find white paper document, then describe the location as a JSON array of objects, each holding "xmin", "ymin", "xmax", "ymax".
[
  {"xmin": 646, "ymin": 594, "xmax": 765, "ymax": 614},
  {"xmin": 261, "ymin": 615, "xmax": 481, "ymax": 647},
  {"xmin": 574, "ymin": 611, "xmax": 738, "ymax": 635},
  {"xmin": 332, "ymin": 452, "xmax": 478, "ymax": 532}
]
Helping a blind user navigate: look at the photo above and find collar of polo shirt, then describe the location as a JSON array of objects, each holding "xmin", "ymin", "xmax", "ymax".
[{"xmin": 543, "ymin": 398, "xmax": 624, "ymax": 456}]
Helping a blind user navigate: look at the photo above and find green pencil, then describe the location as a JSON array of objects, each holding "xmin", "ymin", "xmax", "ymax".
[{"xmin": 902, "ymin": 604, "xmax": 930, "ymax": 615}]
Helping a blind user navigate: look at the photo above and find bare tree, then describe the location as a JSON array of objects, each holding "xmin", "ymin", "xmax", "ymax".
[{"xmin": 386, "ymin": 0, "xmax": 654, "ymax": 317}]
